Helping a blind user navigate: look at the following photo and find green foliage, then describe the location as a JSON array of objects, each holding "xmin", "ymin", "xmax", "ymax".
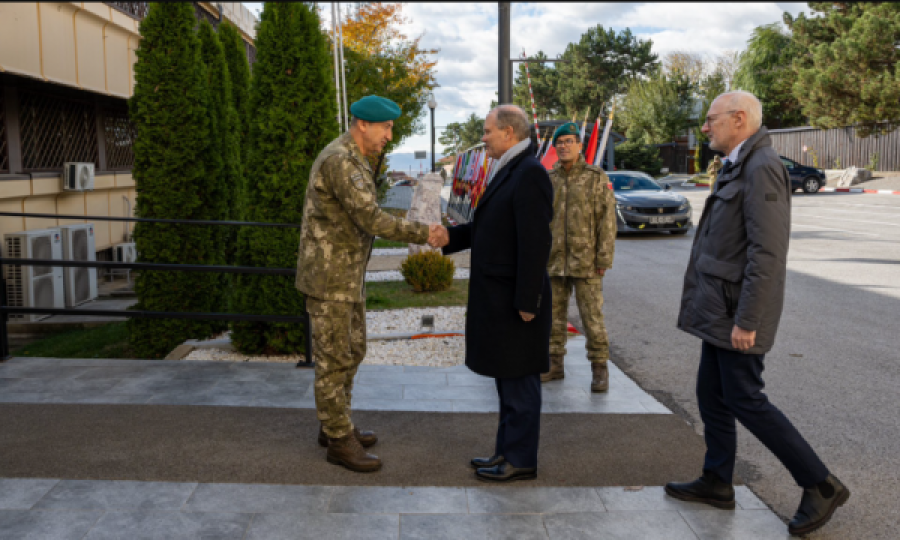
[
  {"xmin": 366, "ymin": 279, "xmax": 469, "ymax": 310},
  {"xmin": 230, "ymin": 3, "xmax": 338, "ymax": 355},
  {"xmin": 619, "ymin": 69, "xmax": 694, "ymax": 144},
  {"xmin": 556, "ymin": 25, "xmax": 658, "ymax": 117},
  {"xmin": 694, "ymin": 71, "xmax": 727, "ymax": 171},
  {"xmin": 217, "ymin": 22, "xmax": 252, "ymax": 181},
  {"xmin": 127, "ymin": 2, "xmax": 221, "ymax": 358},
  {"xmin": 438, "ymin": 113, "xmax": 484, "ymax": 154},
  {"xmin": 14, "ymin": 323, "xmax": 136, "ymax": 359},
  {"xmin": 787, "ymin": 3, "xmax": 900, "ymax": 136},
  {"xmin": 733, "ymin": 22, "xmax": 805, "ymax": 128},
  {"xmin": 401, "ymin": 251, "xmax": 455, "ymax": 293},
  {"xmin": 614, "ymin": 140, "xmax": 664, "ymax": 176},
  {"xmin": 513, "ymin": 51, "xmax": 564, "ymax": 120},
  {"xmin": 866, "ymin": 152, "xmax": 879, "ymax": 172}
]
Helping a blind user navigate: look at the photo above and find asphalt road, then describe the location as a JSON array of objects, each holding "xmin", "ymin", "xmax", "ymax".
[{"xmin": 570, "ymin": 188, "xmax": 900, "ymax": 539}]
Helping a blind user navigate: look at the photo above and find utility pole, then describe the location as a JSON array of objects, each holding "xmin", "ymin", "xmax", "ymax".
[{"xmin": 498, "ymin": 2, "xmax": 511, "ymax": 104}]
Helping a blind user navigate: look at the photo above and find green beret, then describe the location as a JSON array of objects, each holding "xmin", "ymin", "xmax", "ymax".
[
  {"xmin": 350, "ymin": 95, "xmax": 402, "ymax": 123},
  {"xmin": 552, "ymin": 122, "xmax": 580, "ymax": 144}
]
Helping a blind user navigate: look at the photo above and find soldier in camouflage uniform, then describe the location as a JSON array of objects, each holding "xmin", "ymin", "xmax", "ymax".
[
  {"xmin": 295, "ymin": 96, "xmax": 440, "ymax": 473},
  {"xmin": 544, "ymin": 122, "xmax": 617, "ymax": 393}
]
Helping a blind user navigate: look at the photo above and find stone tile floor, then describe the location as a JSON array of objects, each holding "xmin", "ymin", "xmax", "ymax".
[{"xmin": 0, "ymin": 337, "xmax": 793, "ymax": 538}]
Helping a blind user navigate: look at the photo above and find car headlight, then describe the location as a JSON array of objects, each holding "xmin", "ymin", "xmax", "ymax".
[
  {"xmin": 616, "ymin": 203, "xmax": 634, "ymax": 211},
  {"xmin": 678, "ymin": 201, "xmax": 690, "ymax": 211}
]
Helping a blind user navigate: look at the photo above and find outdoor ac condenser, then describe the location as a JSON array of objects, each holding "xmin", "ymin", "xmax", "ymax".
[
  {"xmin": 59, "ymin": 224, "xmax": 98, "ymax": 307},
  {"xmin": 63, "ymin": 162, "xmax": 95, "ymax": 191},
  {"xmin": 3, "ymin": 228, "xmax": 65, "ymax": 322},
  {"xmin": 113, "ymin": 242, "xmax": 137, "ymax": 264}
]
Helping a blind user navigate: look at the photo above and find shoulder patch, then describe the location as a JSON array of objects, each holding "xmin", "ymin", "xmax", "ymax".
[{"xmin": 351, "ymin": 171, "xmax": 367, "ymax": 190}]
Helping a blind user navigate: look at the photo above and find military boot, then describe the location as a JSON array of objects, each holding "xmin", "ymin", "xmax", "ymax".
[
  {"xmin": 591, "ymin": 363, "xmax": 609, "ymax": 393},
  {"xmin": 326, "ymin": 433, "xmax": 382, "ymax": 473},
  {"xmin": 541, "ymin": 354, "xmax": 565, "ymax": 383},
  {"xmin": 318, "ymin": 425, "xmax": 378, "ymax": 448}
]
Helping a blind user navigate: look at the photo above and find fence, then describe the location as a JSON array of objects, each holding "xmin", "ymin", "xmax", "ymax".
[
  {"xmin": 0, "ymin": 211, "xmax": 312, "ymax": 367},
  {"xmin": 768, "ymin": 125, "xmax": 900, "ymax": 171}
]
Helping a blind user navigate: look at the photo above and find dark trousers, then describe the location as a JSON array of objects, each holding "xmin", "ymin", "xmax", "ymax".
[
  {"xmin": 697, "ymin": 341, "xmax": 829, "ymax": 488},
  {"xmin": 494, "ymin": 373, "xmax": 542, "ymax": 468}
]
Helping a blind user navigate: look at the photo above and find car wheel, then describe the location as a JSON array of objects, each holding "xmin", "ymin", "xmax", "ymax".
[
  {"xmin": 802, "ymin": 176, "xmax": 820, "ymax": 194},
  {"xmin": 670, "ymin": 230, "xmax": 688, "ymax": 235}
]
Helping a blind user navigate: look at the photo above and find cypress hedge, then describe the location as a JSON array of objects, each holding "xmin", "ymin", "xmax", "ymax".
[
  {"xmin": 230, "ymin": 3, "xmax": 338, "ymax": 354},
  {"xmin": 128, "ymin": 2, "xmax": 220, "ymax": 358},
  {"xmin": 217, "ymin": 22, "xmax": 252, "ymax": 169}
]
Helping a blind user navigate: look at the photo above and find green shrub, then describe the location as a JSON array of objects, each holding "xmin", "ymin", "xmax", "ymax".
[
  {"xmin": 615, "ymin": 140, "xmax": 664, "ymax": 175},
  {"xmin": 401, "ymin": 251, "xmax": 455, "ymax": 293},
  {"xmin": 866, "ymin": 152, "xmax": 879, "ymax": 172}
]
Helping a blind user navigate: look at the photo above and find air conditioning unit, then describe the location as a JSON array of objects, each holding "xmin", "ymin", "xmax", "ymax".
[
  {"xmin": 59, "ymin": 224, "xmax": 98, "ymax": 307},
  {"xmin": 63, "ymin": 162, "xmax": 95, "ymax": 191},
  {"xmin": 3, "ymin": 228, "xmax": 65, "ymax": 322},
  {"xmin": 113, "ymin": 242, "xmax": 137, "ymax": 263}
]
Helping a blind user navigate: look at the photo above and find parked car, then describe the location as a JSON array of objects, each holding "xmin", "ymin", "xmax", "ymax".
[
  {"xmin": 780, "ymin": 156, "xmax": 826, "ymax": 193},
  {"xmin": 609, "ymin": 171, "xmax": 692, "ymax": 235},
  {"xmin": 393, "ymin": 179, "xmax": 414, "ymax": 187}
]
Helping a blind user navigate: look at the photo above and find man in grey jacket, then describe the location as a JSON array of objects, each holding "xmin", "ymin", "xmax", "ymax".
[{"xmin": 665, "ymin": 91, "xmax": 849, "ymax": 537}]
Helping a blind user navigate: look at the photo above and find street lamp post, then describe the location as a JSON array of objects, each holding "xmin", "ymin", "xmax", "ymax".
[{"xmin": 428, "ymin": 94, "xmax": 437, "ymax": 173}]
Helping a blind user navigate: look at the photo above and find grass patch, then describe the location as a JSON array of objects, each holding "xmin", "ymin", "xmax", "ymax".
[
  {"xmin": 373, "ymin": 238, "xmax": 408, "ymax": 248},
  {"xmin": 366, "ymin": 279, "xmax": 468, "ymax": 310},
  {"xmin": 13, "ymin": 322, "xmax": 139, "ymax": 359}
]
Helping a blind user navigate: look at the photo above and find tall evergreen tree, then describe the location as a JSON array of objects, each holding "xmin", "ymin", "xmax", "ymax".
[
  {"xmin": 513, "ymin": 51, "xmax": 564, "ymax": 120},
  {"xmin": 217, "ymin": 22, "xmax": 252, "ymax": 167},
  {"xmin": 230, "ymin": 3, "xmax": 338, "ymax": 354},
  {"xmin": 128, "ymin": 2, "xmax": 218, "ymax": 358},
  {"xmin": 198, "ymin": 21, "xmax": 240, "ymax": 272},
  {"xmin": 787, "ymin": 2, "xmax": 900, "ymax": 136}
]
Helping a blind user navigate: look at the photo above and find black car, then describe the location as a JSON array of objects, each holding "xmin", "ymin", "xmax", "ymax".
[
  {"xmin": 609, "ymin": 171, "xmax": 692, "ymax": 235},
  {"xmin": 780, "ymin": 156, "xmax": 826, "ymax": 193}
]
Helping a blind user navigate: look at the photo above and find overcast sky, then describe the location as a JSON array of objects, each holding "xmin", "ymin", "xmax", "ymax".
[{"xmin": 242, "ymin": 2, "xmax": 809, "ymax": 155}]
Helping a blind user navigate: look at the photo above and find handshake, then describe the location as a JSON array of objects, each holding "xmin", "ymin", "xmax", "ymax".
[{"xmin": 427, "ymin": 224, "xmax": 449, "ymax": 248}]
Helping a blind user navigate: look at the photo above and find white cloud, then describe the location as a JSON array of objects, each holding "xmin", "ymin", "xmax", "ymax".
[{"xmin": 242, "ymin": 2, "xmax": 809, "ymax": 155}]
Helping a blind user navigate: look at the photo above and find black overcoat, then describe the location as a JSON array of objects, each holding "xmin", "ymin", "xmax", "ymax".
[
  {"xmin": 677, "ymin": 127, "xmax": 791, "ymax": 354},
  {"xmin": 443, "ymin": 146, "xmax": 554, "ymax": 379}
]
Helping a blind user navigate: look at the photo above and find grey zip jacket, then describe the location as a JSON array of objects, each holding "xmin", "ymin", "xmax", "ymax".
[{"xmin": 677, "ymin": 127, "xmax": 791, "ymax": 354}]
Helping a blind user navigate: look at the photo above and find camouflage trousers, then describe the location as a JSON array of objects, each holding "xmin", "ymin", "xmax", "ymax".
[
  {"xmin": 549, "ymin": 276, "xmax": 609, "ymax": 364},
  {"xmin": 307, "ymin": 297, "xmax": 367, "ymax": 439}
]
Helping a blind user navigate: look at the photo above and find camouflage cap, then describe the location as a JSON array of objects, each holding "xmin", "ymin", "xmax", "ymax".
[
  {"xmin": 552, "ymin": 122, "xmax": 580, "ymax": 145},
  {"xmin": 350, "ymin": 95, "xmax": 402, "ymax": 122}
]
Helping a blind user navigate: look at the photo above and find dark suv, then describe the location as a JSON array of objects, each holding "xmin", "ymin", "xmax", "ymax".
[{"xmin": 780, "ymin": 156, "xmax": 826, "ymax": 193}]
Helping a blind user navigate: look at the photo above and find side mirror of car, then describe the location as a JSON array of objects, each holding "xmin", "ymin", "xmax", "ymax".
[{"xmin": 664, "ymin": 184, "xmax": 672, "ymax": 191}]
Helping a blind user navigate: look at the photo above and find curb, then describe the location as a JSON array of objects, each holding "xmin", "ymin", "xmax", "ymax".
[{"xmin": 820, "ymin": 187, "xmax": 900, "ymax": 195}]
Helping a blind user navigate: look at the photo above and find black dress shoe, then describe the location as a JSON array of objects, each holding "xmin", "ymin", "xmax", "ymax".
[
  {"xmin": 470, "ymin": 455, "xmax": 504, "ymax": 469},
  {"xmin": 665, "ymin": 471, "xmax": 735, "ymax": 509},
  {"xmin": 788, "ymin": 474, "xmax": 850, "ymax": 537},
  {"xmin": 475, "ymin": 462, "xmax": 537, "ymax": 483}
]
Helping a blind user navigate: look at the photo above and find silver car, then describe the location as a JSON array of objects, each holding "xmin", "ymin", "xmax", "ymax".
[{"xmin": 610, "ymin": 171, "xmax": 692, "ymax": 235}]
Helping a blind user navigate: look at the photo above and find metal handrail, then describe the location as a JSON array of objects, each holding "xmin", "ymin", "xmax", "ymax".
[{"xmin": 0, "ymin": 212, "xmax": 312, "ymax": 367}]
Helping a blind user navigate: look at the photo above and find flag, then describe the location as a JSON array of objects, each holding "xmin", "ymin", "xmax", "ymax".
[
  {"xmin": 594, "ymin": 103, "xmax": 616, "ymax": 169},
  {"xmin": 584, "ymin": 116, "xmax": 601, "ymax": 165},
  {"xmin": 541, "ymin": 145, "xmax": 558, "ymax": 170}
]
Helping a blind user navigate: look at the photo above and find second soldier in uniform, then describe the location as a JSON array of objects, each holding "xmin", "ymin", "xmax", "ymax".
[
  {"xmin": 543, "ymin": 122, "xmax": 617, "ymax": 392},
  {"xmin": 295, "ymin": 96, "xmax": 444, "ymax": 473}
]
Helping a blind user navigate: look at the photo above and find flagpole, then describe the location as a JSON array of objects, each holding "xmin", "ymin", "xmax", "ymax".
[
  {"xmin": 331, "ymin": 3, "xmax": 343, "ymax": 130},
  {"xmin": 594, "ymin": 101, "xmax": 616, "ymax": 169},
  {"xmin": 336, "ymin": 2, "xmax": 350, "ymax": 132},
  {"xmin": 522, "ymin": 50, "xmax": 543, "ymax": 155},
  {"xmin": 579, "ymin": 106, "xmax": 591, "ymax": 142}
]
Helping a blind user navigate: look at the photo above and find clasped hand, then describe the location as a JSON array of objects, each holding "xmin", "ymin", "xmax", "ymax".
[{"xmin": 427, "ymin": 224, "xmax": 449, "ymax": 248}]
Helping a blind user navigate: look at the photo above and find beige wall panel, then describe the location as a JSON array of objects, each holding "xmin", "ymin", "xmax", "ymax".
[
  {"xmin": 105, "ymin": 25, "xmax": 132, "ymax": 98},
  {"xmin": 55, "ymin": 191, "xmax": 87, "ymax": 227},
  {"xmin": 75, "ymin": 11, "xmax": 107, "ymax": 93},
  {"xmin": 81, "ymin": 2, "xmax": 112, "ymax": 21},
  {"xmin": 94, "ymin": 174, "xmax": 116, "ymax": 190},
  {"xmin": 109, "ymin": 8, "xmax": 135, "ymax": 32},
  {"xmin": 127, "ymin": 36, "xmax": 138, "ymax": 97},
  {"xmin": 39, "ymin": 3, "xmax": 79, "ymax": 87},
  {"xmin": 115, "ymin": 172, "xmax": 135, "ymax": 188},
  {"xmin": 0, "ymin": 180, "xmax": 33, "ymax": 199},
  {"xmin": 0, "ymin": 4, "xmax": 43, "ymax": 79},
  {"xmin": 0, "ymin": 199, "xmax": 28, "ymax": 242},
  {"xmin": 23, "ymin": 196, "xmax": 59, "ymax": 231},
  {"xmin": 86, "ymin": 191, "xmax": 111, "ymax": 248},
  {"xmin": 105, "ymin": 188, "xmax": 134, "ymax": 245},
  {"xmin": 31, "ymin": 176, "xmax": 62, "ymax": 196}
]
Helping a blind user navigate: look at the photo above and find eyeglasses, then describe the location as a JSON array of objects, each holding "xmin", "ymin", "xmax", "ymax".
[
  {"xmin": 704, "ymin": 110, "xmax": 737, "ymax": 126},
  {"xmin": 555, "ymin": 139, "xmax": 581, "ymax": 147}
]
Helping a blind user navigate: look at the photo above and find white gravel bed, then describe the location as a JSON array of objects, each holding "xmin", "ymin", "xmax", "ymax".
[
  {"xmin": 366, "ymin": 269, "xmax": 470, "ymax": 282},
  {"xmin": 371, "ymin": 248, "xmax": 410, "ymax": 256},
  {"xmin": 366, "ymin": 306, "xmax": 466, "ymax": 334}
]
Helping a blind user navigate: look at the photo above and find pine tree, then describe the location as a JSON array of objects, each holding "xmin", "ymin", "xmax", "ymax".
[
  {"xmin": 128, "ymin": 2, "xmax": 219, "ymax": 358},
  {"xmin": 217, "ymin": 22, "xmax": 252, "ymax": 168},
  {"xmin": 230, "ymin": 3, "xmax": 338, "ymax": 354},
  {"xmin": 198, "ymin": 21, "xmax": 240, "ymax": 274},
  {"xmin": 787, "ymin": 3, "xmax": 900, "ymax": 136}
]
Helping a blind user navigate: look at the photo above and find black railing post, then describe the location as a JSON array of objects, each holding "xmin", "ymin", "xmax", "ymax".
[
  {"xmin": 297, "ymin": 300, "xmax": 314, "ymax": 369},
  {"xmin": 0, "ymin": 247, "xmax": 10, "ymax": 360}
]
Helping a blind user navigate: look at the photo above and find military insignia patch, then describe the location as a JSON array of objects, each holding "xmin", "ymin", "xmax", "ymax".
[{"xmin": 351, "ymin": 172, "xmax": 366, "ymax": 189}]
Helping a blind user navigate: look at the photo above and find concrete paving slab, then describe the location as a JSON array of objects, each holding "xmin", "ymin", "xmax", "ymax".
[
  {"xmin": 183, "ymin": 484, "xmax": 333, "ymax": 514},
  {"xmin": 33, "ymin": 480, "xmax": 197, "ymax": 511},
  {"xmin": 0, "ymin": 509, "xmax": 102, "ymax": 540},
  {"xmin": 0, "ymin": 479, "xmax": 59, "ymax": 510},
  {"xmin": 246, "ymin": 513, "xmax": 399, "ymax": 540},
  {"xmin": 82, "ymin": 511, "xmax": 251, "ymax": 540},
  {"xmin": 466, "ymin": 487, "xmax": 604, "ymax": 514},
  {"xmin": 328, "ymin": 486, "xmax": 468, "ymax": 514},
  {"xmin": 400, "ymin": 514, "xmax": 547, "ymax": 540},
  {"xmin": 679, "ymin": 509, "xmax": 791, "ymax": 540},
  {"xmin": 542, "ymin": 510, "xmax": 699, "ymax": 540}
]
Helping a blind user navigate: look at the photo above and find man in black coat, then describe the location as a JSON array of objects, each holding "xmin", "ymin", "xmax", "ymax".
[
  {"xmin": 665, "ymin": 91, "xmax": 849, "ymax": 537},
  {"xmin": 432, "ymin": 105, "xmax": 553, "ymax": 482}
]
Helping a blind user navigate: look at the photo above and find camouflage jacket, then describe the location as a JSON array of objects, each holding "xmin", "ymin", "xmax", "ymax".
[
  {"xmin": 295, "ymin": 132, "xmax": 429, "ymax": 302},
  {"xmin": 547, "ymin": 155, "xmax": 616, "ymax": 277}
]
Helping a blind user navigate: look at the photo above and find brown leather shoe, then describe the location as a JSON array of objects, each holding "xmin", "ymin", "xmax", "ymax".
[
  {"xmin": 591, "ymin": 363, "xmax": 609, "ymax": 393},
  {"xmin": 326, "ymin": 433, "xmax": 382, "ymax": 473},
  {"xmin": 318, "ymin": 425, "xmax": 377, "ymax": 448},
  {"xmin": 541, "ymin": 354, "xmax": 565, "ymax": 382}
]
